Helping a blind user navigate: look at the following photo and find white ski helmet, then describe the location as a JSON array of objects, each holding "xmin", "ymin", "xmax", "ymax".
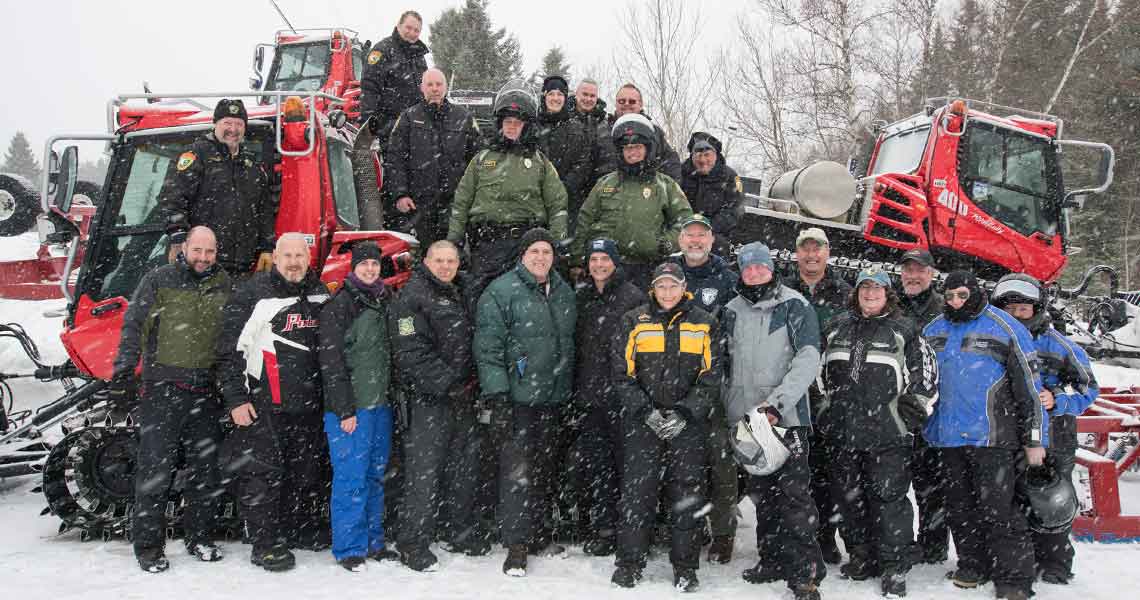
[{"xmin": 732, "ymin": 407, "xmax": 791, "ymax": 476}]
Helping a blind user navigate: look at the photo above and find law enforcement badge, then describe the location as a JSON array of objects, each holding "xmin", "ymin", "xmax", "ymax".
[
  {"xmin": 524, "ymin": 158, "xmax": 532, "ymax": 169},
  {"xmin": 367, "ymin": 50, "xmax": 383, "ymax": 65},
  {"xmin": 176, "ymin": 152, "xmax": 196, "ymax": 171},
  {"xmin": 642, "ymin": 187, "xmax": 652, "ymax": 199},
  {"xmin": 397, "ymin": 316, "xmax": 415, "ymax": 336},
  {"xmin": 701, "ymin": 287, "xmax": 718, "ymax": 306},
  {"xmin": 735, "ymin": 176, "xmax": 743, "ymax": 193}
]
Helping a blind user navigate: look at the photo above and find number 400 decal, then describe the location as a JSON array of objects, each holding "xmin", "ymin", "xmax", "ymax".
[{"xmin": 936, "ymin": 189, "xmax": 969, "ymax": 216}]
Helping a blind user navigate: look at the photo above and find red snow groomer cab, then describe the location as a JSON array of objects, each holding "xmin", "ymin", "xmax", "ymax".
[{"xmin": 735, "ymin": 97, "xmax": 1115, "ymax": 283}]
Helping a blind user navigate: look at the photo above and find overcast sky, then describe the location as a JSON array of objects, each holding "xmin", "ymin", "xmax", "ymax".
[{"xmin": 1, "ymin": 0, "xmax": 750, "ymax": 162}]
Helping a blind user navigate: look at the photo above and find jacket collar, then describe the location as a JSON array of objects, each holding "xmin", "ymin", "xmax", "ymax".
[
  {"xmin": 389, "ymin": 28, "xmax": 429, "ymax": 57},
  {"xmin": 671, "ymin": 253, "xmax": 728, "ymax": 279}
]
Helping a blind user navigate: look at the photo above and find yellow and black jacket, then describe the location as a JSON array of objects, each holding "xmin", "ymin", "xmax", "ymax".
[{"xmin": 611, "ymin": 295, "xmax": 721, "ymax": 423}]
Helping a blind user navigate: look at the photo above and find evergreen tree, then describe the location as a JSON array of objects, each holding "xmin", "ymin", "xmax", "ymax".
[
  {"xmin": 2, "ymin": 132, "xmax": 41, "ymax": 183},
  {"xmin": 538, "ymin": 46, "xmax": 571, "ymax": 82},
  {"xmin": 428, "ymin": 0, "xmax": 524, "ymax": 90}
]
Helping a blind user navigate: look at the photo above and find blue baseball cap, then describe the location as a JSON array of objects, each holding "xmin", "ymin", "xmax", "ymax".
[{"xmin": 855, "ymin": 266, "xmax": 891, "ymax": 288}]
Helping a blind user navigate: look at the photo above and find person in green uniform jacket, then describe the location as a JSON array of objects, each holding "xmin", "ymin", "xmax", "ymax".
[
  {"xmin": 447, "ymin": 79, "xmax": 569, "ymax": 299},
  {"xmin": 573, "ymin": 112, "xmax": 693, "ymax": 289}
]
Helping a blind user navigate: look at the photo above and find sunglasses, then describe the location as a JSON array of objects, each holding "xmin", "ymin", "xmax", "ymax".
[
  {"xmin": 616, "ymin": 98, "xmax": 640, "ymax": 105},
  {"xmin": 946, "ymin": 290, "xmax": 970, "ymax": 301}
]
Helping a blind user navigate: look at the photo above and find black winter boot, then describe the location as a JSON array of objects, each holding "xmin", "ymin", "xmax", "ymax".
[
  {"xmin": 707, "ymin": 535, "xmax": 734, "ymax": 564},
  {"xmin": 673, "ymin": 567, "xmax": 700, "ymax": 592},
  {"xmin": 583, "ymin": 536, "xmax": 616, "ymax": 557},
  {"xmin": 186, "ymin": 540, "xmax": 223, "ymax": 562},
  {"xmin": 367, "ymin": 547, "xmax": 400, "ymax": 562},
  {"xmin": 881, "ymin": 569, "xmax": 907, "ymax": 598},
  {"xmin": 743, "ymin": 560, "xmax": 784, "ymax": 584},
  {"xmin": 611, "ymin": 565, "xmax": 643, "ymax": 588},
  {"xmin": 793, "ymin": 583, "xmax": 822, "ymax": 600},
  {"xmin": 137, "ymin": 548, "xmax": 170, "ymax": 574},
  {"xmin": 503, "ymin": 544, "xmax": 528, "ymax": 577},
  {"xmin": 400, "ymin": 547, "xmax": 439, "ymax": 572},
  {"xmin": 251, "ymin": 544, "xmax": 296, "ymax": 572},
  {"xmin": 840, "ymin": 545, "xmax": 881, "ymax": 581},
  {"xmin": 946, "ymin": 567, "xmax": 989, "ymax": 589}
]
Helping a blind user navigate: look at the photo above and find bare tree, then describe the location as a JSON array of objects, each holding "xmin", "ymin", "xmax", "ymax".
[{"xmin": 612, "ymin": 0, "xmax": 724, "ymax": 152}]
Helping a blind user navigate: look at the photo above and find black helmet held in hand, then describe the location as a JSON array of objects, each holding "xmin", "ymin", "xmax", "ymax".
[{"xmin": 1016, "ymin": 463, "xmax": 1079, "ymax": 534}]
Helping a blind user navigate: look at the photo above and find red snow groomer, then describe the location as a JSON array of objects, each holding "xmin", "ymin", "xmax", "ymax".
[{"xmin": 0, "ymin": 28, "xmax": 416, "ymax": 539}]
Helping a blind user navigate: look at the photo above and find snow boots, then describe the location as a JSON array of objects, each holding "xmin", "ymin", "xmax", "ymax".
[
  {"xmin": 611, "ymin": 565, "xmax": 643, "ymax": 588},
  {"xmin": 186, "ymin": 541, "xmax": 223, "ymax": 562},
  {"xmin": 503, "ymin": 544, "xmax": 527, "ymax": 577},
  {"xmin": 674, "ymin": 567, "xmax": 700, "ymax": 593},
  {"xmin": 367, "ymin": 547, "xmax": 400, "ymax": 562},
  {"xmin": 137, "ymin": 549, "xmax": 170, "ymax": 574},
  {"xmin": 742, "ymin": 560, "xmax": 783, "ymax": 584},
  {"xmin": 707, "ymin": 535, "xmax": 734, "ymax": 564},
  {"xmin": 251, "ymin": 544, "xmax": 296, "ymax": 572},
  {"xmin": 400, "ymin": 547, "xmax": 439, "ymax": 572},
  {"xmin": 881, "ymin": 569, "xmax": 907, "ymax": 598},
  {"xmin": 583, "ymin": 535, "xmax": 616, "ymax": 557},
  {"xmin": 946, "ymin": 567, "xmax": 989, "ymax": 589},
  {"xmin": 339, "ymin": 556, "xmax": 367, "ymax": 572}
]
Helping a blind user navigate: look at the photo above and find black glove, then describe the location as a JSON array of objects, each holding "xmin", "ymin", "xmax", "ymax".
[
  {"xmin": 898, "ymin": 395, "xmax": 928, "ymax": 431},
  {"xmin": 107, "ymin": 371, "xmax": 137, "ymax": 421},
  {"xmin": 447, "ymin": 378, "xmax": 476, "ymax": 402},
  {"xmin": 365, "ymin": 114, "xmax": 382, "ymax": 136}
]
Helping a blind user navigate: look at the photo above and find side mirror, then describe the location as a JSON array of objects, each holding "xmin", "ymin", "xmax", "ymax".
[
  {"xmin": 254, "ymin": 45, "xmax": 265, "ymax": 72},
  {"xmin": 53, "ymin": 146, "xmax": 79, "ymax": 214}
]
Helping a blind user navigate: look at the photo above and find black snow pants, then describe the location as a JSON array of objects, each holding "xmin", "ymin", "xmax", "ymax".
[
  {"xmin": 831, "ymin": 445, "xmax": 914, "ymax": 572},
  {"xmin": 748, "ymin": 426, "xmax": 827, "ymax": 589},
  {"xmin": 912, "ymin": 434, "xmax": 949, "ymax": 561},
  {"xmin": 132, "ymin": 382, "xmax": 223, "ymax": 555},
  {"xmin": 942, "ymin": 446, "xmax": 1035, "ymax": 591},
  {"xmin": 222, "ymin": 410, "xmax": 329, "ymax": 551},
  {"xmin": 809, "ymin": 430, "xmax": 840, "ymax": 550},
  {"xmin": 616, "ymin": 411, "xmax": 706, "ymax": 571},
  {"xmin": 497, "ymin": 404, "xmax": 561, "ymax": 548},
  {"xmin": 1033, "ymin": 447, "xmax": 1077, "ymax": 578},
  {"xmin": 707, "ymin": 409, "xmax": 740, "ymax": 539},
  {"xmin": 398, "ymin": 394, "xmax": 481, "ymax": 550},
  {"xmin": 577, "ymin": 402, "xmax": 623, "ymax": 540}
]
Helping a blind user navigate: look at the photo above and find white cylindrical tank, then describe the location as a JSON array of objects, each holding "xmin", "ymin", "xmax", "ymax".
[{"xmin": 768, "ymin": 161, "xmax": 857, "ymax": 220}]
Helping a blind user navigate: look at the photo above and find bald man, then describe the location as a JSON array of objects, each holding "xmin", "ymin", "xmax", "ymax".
[
  {"xmin": 216, "ymin": 232, "xmax": 332, "ymax": 571},
  {"xmin": 383, "ymin": 67, "xmax": 482, "ymax": 246},
  {"xmin": 111, "ymin": 225, "xmax": 233, "ymax": 572}
]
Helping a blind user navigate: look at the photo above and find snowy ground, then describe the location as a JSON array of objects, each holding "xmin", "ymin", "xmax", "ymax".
[{"xmin": 1, "ymin": 295, "xmax": 1138, "ymax": 599}]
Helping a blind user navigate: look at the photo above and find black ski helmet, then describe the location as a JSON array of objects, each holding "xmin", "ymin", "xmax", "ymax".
[
  {"xmin": 1016, "ymin": 464, "xmax": 1079, "ymax": 534},
  {"xmin": 492, "ymin": 78, "xmax": 539, "ymax": 125}
]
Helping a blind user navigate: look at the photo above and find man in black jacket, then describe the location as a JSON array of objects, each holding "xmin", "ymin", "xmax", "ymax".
[
  {"xmin": 113, "ymin": 226, "xmax": 231, "ymax": 573},
  {"xmin": 610, "ymin": 262, "xmax": 720, "ymax": 593},
  {"xmin": 159, "ymin": 99, "xmax": 276, "ymax": 276},
  {"xmin": 572, "ymin": 239, "xmax": 645, "ymax": 556},
  {"xmin": 384, "ymin": 68, "xmax": 481, "ymax": 244},
  {"xmin": 537, "ymin": 76, "xmax": 615, "ymax": 234},
  {"xmin": 390, "ymin": 241, "xmax": 485, "ymax": 572},
  {"xmin": 607, "ymin": 83, "xmax": 682, "ymax": 182},
  {"xmin": 896, "ymin": 248, "xmax": 949, "ymax": 565},
  {"xmin": 216, "ymin": 233, "xmax": 331, "ymax": 572},
  {"xmin": 361, "ymin": 11, "xmax": 430, "ymax": 139},
  {"xmin": 680, "ymin": 133, "xmax": 743, "ymax": 257},
  {"xmin": 786, "ymin": 227, "xmax": 852, "ymax": 565}
]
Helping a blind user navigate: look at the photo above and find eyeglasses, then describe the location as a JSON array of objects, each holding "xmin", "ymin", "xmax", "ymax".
[
  {"xmin": 616, "ymin": 98, "xmax": 640, "ymax": 105},
  {"xmin": 946, "ymin": 290, "xmax": 970, "ymax": 301}
]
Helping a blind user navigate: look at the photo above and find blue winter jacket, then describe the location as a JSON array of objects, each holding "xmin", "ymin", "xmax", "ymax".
[
  {"xmin": 1032, "ymin": 326, "xmax": 1098, "ymax": 449},
  {"xmin": 923, "ymin": 304, "xmax": 1045, "ymax": 449}
]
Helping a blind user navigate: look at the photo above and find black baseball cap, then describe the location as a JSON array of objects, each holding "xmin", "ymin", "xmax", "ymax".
[{"xmin": 899, "ymin": 248, "xmax": 934, "ymax": 267}]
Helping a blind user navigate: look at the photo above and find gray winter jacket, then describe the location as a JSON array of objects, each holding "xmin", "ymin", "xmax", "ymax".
[{"xmin": 720, "ymin": 283, "xmax": 821, "ymax": 429}]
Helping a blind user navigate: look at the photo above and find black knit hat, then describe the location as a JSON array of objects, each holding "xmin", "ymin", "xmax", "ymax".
[
  {"xmin": 518, "ymin": 227, "xmax": 557, "ymax": 257},
  {"xmin": 350, "ymin": 240, "xmax": 383, "ymax": 269},
  {"xmin": 214, "ymin": 99, "xmax": 248, "ymax": 124},
  {"xmin": 586, "ymin": 238, "xmax": 621, "ymax": 264},
  {"xmin": 542, "ymin": 75, "xmax": 569, "ymax": 96}
]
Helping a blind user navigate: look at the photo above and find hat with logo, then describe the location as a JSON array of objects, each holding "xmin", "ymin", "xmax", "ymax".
[
  {"xmin": 681, "ymin": 213, "xmax": 713, "ymax": 230},
  {"xmin": 652, "ymin": 262, "xmax": 686, "ymax": 285},
  {"xmin": 213, "ymin": 99, "xmax": 248, "ymax": 124}
]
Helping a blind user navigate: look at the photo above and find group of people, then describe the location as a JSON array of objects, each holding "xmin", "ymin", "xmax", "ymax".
[{"xmin": 107, "ymin": 9, "xmax": 1098, "ymax": 600}]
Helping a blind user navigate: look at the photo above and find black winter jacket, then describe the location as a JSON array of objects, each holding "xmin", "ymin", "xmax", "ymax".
[
  {"xmin": 114, "ymin": 259, "xmax": 231, "ymax": 388},
  {"xmin": 680, "ymin": 158, "xmax": 743, "ymax": 246},
  {"xmin": 318, "ymin": 279, "xmax": 391, "ymax": 420},
  {"xmin": 389, "ymin": 263, "xmax": 478, "ymax": 400},
  {"xmin": 361, "ymin": 29, "xmax": 429, "ymax": 137},
  {"xmin": 669, "ymin": 254, "xmax": 738, "ymax": 317},
  {"xmin": 575, "ymin": 269, "xmax": 646, "ymax": 406},
  {"xmin": 900, "ymin": 286, "xmax": 944, "ymax": 329},
  {"xmin": 537, "ymin": 105, "xmax": 615, "ymax": 218},
  {"xmin": 820, "ymin": 309, "xmax": 938, "ymax": 450},
  {"xmin": 216, "ymin": 269, "xmax": 330, "ymax": 414},
  {"xmin": 787, "ymin": 268, "xmax": 853, "ymax": 331},
  {"xmin": 612, "ymin": 295, "xmax": 721, "ymax": 423},
  {"xmin": 384, "ymin": 100, "xmax": 481, "ymax": 211},
  {"xmin": 158, "ymin": 134, "xmax": 275, "ymax": 273}
]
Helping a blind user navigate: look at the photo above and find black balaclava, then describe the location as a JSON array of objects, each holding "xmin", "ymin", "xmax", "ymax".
[{"xmin": 943, "ymin": 270, "xmax": 987, "ymax": 322}]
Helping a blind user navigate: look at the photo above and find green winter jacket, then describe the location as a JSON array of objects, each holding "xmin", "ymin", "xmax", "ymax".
[
  {"xmin": 475, "ymin": 263, "xmax": 577, "ymax": 406},
  {"xmin": 318, "ymin": 280, "xmax": 391, "ymax": 419},
  {"xmin": 447, "ymin": 147, "xmax": 569, "ymax": 242},
  {"xmin": 573, "ymin": 170, "xmax": 693, "ymax": 265}
]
